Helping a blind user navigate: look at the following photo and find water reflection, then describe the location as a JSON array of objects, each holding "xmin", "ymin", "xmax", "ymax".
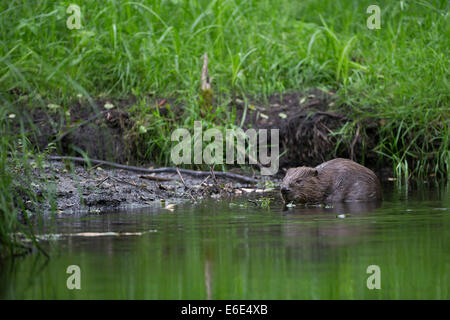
[
  {"xmin": 0, "ymin": 184, "xmax": 449, "ymax": 299},
  {"xmin": 283, "ymin": 200, "xmax": 382, "ymax": 215}
]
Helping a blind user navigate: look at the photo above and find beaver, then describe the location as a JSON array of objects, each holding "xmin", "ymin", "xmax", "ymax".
[{"xmin": 280, "ymin": 158, "xmax": 382, "ymax": 204}]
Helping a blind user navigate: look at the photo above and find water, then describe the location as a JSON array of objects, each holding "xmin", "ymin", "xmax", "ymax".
[{"xmin": 1, "ymin": 184, "xmax": 449, "ymax": 299}]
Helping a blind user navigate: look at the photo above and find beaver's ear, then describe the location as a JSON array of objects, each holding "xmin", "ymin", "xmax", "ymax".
[{"xmin": 313, "ymin": 170, "xmax": 318, "ymax": 177}]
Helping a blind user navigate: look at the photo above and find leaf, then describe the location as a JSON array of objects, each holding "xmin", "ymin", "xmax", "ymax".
[
  {"xmin": 104, "ymin": 102, "xmax": 114, "ymax": 109},
  {"xmin": 278, "ymin": 112, "xmax": 287, "ymax": 119}
]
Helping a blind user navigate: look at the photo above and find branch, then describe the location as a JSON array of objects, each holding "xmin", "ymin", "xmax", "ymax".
[{"xmin": 43, "ymin": 155, "xmax": 258, "ymax": 184}]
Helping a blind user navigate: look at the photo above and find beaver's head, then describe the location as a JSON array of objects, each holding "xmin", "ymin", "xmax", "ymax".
[{"xmin": 280, "ymin": 167, "xmax": 324, "ymax": 204}]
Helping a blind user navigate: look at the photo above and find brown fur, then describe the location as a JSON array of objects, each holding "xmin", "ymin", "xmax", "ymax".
[{"xmin": 280, "ymin": 158, "xmax": 382, "ymax": 204}]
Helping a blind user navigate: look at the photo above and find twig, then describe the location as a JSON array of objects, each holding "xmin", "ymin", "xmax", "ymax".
[
  {"xmin": 110, "ymin": 176, "xmax": 151, "ymax": 193},
  {"xmin": 350, "ymin": 125, "xmax": 360, "ymax": 161},
  {"xmin": 210, "ymin": 165, "xmax": 219, "ymax": 187},
  {"xmin": 199, "ymin": 175, "xmax": 210, "ymax": 187},
  {"xmin": 176, "ymin": 167, "xmax": 196, "ymax": 201},
  {"xmin": 87, "ymin": 162, "xmax": 104, "ymax": 173},
  {"xmin": 184, "ymin": 189, "xmax": 196, "ymax": 202},
  {"xmin": 139, "ymin": 175, "xmax": 173, "ymax": 182},
  {"xmin": 96, "ymin": 176, "xmax": 109, "ymax": 187},
  {"xmin": 201, "ymin": 53, "xmax": 211, "ymax": 92},
  {"xmin": 111, "ymin": 176, "xmax": 138, "ymax": 187},
  {"xmin": 176, "ymin": 167, "xmax": 187, "ymax": 187}
]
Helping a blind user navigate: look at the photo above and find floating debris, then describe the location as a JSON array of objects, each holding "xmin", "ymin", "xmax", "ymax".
[
  {"xmin": 286, "ymin": 202, "xmax": 296, "ymax": 208},
  {"xmin": 241, "ymin": 188, "xmax": 271, "ymax": 193},
  {"xmin": 164, "ymin": 203, "xmax": 176, "ymax": 211}
]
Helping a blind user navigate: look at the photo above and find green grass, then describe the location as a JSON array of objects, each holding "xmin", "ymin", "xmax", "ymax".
[
  {"xmin": 1, "ymin": 0, "xmax": 448, "ymax": 176},
  {"xmin": 0, "ymin": 108, "xmax": 50, "ymax": 258},
  {"xmin": 0, "ymin": 1, "xmax": 449, "ymax": 174}
]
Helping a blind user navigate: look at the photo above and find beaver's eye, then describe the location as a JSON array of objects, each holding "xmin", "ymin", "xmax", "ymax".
[{"xmin": 297, "ymin": 178, "xmax": 303, "ymax": 184}]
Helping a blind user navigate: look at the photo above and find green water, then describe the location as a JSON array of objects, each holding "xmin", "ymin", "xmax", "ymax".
[{"xmin": 1, "ymin": 184, "xmax": 449, "ymax": 299}]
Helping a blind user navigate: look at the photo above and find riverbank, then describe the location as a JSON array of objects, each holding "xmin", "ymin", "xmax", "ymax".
[
  {"xmin": 21, "ymin": 158, "xmax": 271, "ymax": 216},
  {"xmin": 5, "ymin": 85, "xmax": 444, "ymax": 217},
  {"xmin": 9, "ymin": 87, "xmax": 395, "ymax": 174}
]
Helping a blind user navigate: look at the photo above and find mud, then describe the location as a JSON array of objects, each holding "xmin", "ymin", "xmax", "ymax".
[{"xmin": 24, "ymin": 160, "xmax": 265, "ymax": 216}]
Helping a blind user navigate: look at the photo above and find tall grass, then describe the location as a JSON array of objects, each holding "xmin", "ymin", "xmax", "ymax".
[
  {"xmin": 0, "ymin": 0, "xmax": 448, "ymax": 177},
  {"xmin": 0, "ymin": 103, "xmax": 49, "ymax": 258}
]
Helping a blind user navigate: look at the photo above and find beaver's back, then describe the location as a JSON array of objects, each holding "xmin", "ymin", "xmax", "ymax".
[{"xmin": 316, "ymin": 158, "xmax": 381, "ymax": 201}]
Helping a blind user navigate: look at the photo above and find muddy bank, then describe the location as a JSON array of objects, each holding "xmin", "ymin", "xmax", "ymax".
[
  {"xmin": 234, "ymin": 88, "xmax": 380, "ymax": 170},
  {"xmin": 11, "ymin": 89, "xmax": 385, "ymax": 173},
  {"xmin": 13, "ymin": 97, "xmax": 138, "ymax": 164},
  {"xmin": 23, "ymin": 159, "xmax": 273, "ymax": 216}
]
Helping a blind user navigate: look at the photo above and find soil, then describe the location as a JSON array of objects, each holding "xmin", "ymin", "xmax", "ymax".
[
  {"xmin": 12, "ymin": 89, "xmax": 383, "ymax": 170},
  {"xmin": 233, "ymin": 88, "xmax": 380, "ymax": 170},
  {"xmin": 15, "ymin": 97, "xmax": 138, "ymax": 164}
]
